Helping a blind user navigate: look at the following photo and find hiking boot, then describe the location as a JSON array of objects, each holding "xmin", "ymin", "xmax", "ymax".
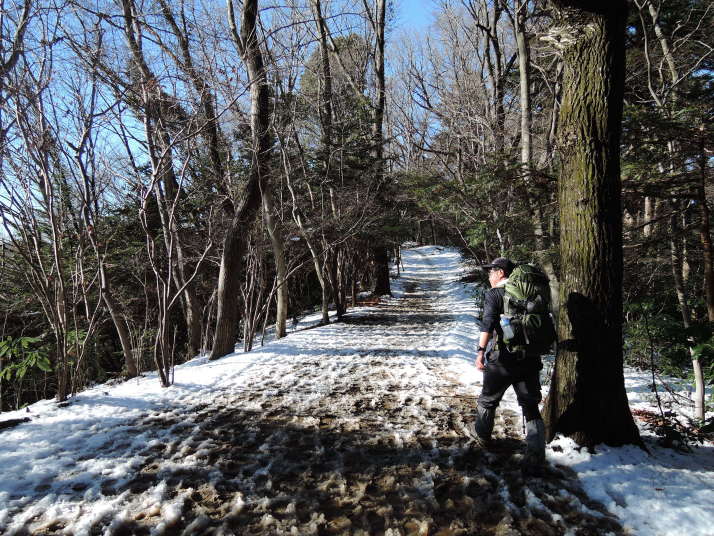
[
  {"xmin": 466, "ymin": 406, "xmax": 495, "ymax": 446},
  {"xmin": 523, "ymin": 418, "xmax": 546, "ymax": 466},
  {"xmin": 465, "ymin": 420, "xmax": 491, "ymax": 447}
]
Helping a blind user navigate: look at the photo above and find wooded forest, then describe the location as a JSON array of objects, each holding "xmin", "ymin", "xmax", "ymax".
[{"xmin": 0, "ymin": 0, "xmax": 711, "ymax": 436}]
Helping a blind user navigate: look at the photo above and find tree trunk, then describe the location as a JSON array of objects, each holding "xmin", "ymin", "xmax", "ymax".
[
  {"xmin": 100, "ymin": 270, "xmax": 137, "ymax": 377},
  {"xmin": 646, "ymin": 2, "xmax": 679, "ymax": 85},
  {"xmin": 640, "ymin": 1, "xmax": 704, "ymax": 420},
  {"xmin": 514, "ymin": 0, "xmax": 560, "ymax": 321},
  {"xmin": 327, "ymin": 249, "xmax": 345, "ymax": 318},
  {"xmin": 515, "ymin": 0, "xmax": 531, "ymax": 176},
  {"xmin": 278, "ymin": 133, "xmax": 331, "ymax": 326},
  {"xmin": 694, "ymin": 128, "xmax": 712, "ymax": 421},
  {"xmin": 309, "ymin": 0, "xmax": 337, "ymax": 324},
  {"xmin": 543, "ymin": 1, "xmax": 641, "ymax": 448},
  {"xmin": 368, "ymin": 0, "xmax": 391, "ymax": 297},
  {"xmin": 643, "ymin": 196, "xmax": 654, "ymax": 237},
  {"xmin": 669, "ymin": 212, "xmax": 705, "ymax": 420},
  {"xmin": 372, "ymin": 246, "xmax": 391, "ymax": 297},
  {"xmin": 211, "ymin": 0, "xmax": 272, "ymax": 359},
  {"xmin": 533, "ymin": 207, "xmax": 560, "ymax": 322},
  {"xmin": 152, "ymin": 164, "xmax": 203, "ymax": 359},
  {"xmin": 338, "ymin": 250, "xmax": 347, "ymax": 312},
  {"xmin": 540, "ymin": 60, "xmax": 563, "ymax": 169},
  {"xmin": 311, "ymin": 0, "xmax": 333, "ymax": 157},
  {"xmin": 262, "ymin": 185, "xmax": 288, "ymax": 339},
  {"xmin": 697, "ymin": 129, "xmax": 714, "ymax": 323}
]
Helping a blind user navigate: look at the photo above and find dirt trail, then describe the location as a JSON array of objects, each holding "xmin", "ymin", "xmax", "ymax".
[{"xmin": 19, "ymin": 251, "xmax": 624, "ymax": 535}]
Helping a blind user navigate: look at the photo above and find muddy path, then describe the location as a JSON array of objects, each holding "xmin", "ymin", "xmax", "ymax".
[{"xmin": 13, "ymin": 251, "xmax": 624, "ymax": 535}]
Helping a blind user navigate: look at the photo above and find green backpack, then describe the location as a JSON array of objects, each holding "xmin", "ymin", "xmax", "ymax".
[{"xmin": 501, "ymin": 264, "xmax": 557, "ymax": 355}]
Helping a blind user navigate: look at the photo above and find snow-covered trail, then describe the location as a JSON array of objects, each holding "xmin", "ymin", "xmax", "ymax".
[{"xmin": 1, "ymin": 247, "xmax": 623, "ymax": 535}]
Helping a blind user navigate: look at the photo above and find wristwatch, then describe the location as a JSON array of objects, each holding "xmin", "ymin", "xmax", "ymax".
[{"xmin": 477, "ymin": 346, "xmax": 486, "ymax": 353}]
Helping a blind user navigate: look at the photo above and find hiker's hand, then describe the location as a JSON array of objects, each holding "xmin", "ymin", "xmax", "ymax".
[{"xmin": 476, "ymin": 352, "xmax": 485, "ymax": 371}]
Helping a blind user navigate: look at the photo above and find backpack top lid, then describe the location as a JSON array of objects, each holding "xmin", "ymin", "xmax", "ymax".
[{"xmin": 504, "ymin": 264, "xmax": 550, "ymax": 305}]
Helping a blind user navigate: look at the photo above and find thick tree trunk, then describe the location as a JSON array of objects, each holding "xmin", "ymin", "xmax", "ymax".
[
  {"xmin": 211, "ymin": 0, "xmax": 272, "ymax": 359},
  {"xmin": 372, "ymin": 246, "xmax": 391, "ymax": 297},
  {"xmin": 543, "ymin": 2, "xmax": 641, "ymax": 448}
]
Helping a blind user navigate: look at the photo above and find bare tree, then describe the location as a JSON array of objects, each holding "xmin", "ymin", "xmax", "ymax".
[{"xmin": 210, "ymin": 0, "xmax": 273, "ymax": 359}]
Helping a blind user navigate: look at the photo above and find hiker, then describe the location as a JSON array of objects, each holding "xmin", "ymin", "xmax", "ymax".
[{"xmin": 469, "ymin": 257, "xmax": 547, "ymax": 465}]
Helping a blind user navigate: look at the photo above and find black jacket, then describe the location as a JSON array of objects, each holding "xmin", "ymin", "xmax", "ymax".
[
  {"xmin": 480, "ymin": 286, "xmax": 510, "ymax": 354},
  {"xmin": 479, "ymin": 286, "xmax": 542, "ymax": 368}
]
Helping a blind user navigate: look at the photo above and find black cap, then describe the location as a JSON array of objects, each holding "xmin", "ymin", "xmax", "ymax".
[{"xmin": 480, "ymin": 257, "xmax": 515, "ymax": 276}]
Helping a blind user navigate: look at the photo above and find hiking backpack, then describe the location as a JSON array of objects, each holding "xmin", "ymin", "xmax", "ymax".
[{"xmin": 501, "ymin": 264, "xmax": 557, "ymax": 355}]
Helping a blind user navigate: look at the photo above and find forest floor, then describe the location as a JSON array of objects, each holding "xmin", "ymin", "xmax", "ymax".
[{"xmin": 1, "ymin": 247, "xmax": 712, "ymax": 535}]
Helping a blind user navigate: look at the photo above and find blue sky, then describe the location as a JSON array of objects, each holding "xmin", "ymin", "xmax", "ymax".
[{"xmin": 393, "ymin": 0, "xmax": 437, "ymax": 32}]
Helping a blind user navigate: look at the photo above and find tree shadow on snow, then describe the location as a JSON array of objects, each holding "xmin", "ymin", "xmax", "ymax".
[{"xmin": 3, "ymin": 400, "xmax": 628, "ymax": 536}]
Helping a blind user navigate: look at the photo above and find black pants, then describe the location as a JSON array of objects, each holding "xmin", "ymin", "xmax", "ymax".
[{"xmin": 478, "ymin": 353, "xmax": 542, "ymax": 422}]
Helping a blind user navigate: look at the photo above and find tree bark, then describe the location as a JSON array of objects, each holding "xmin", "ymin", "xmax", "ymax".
[
  {"xmin": 669, "ymin": 212, "xmax": 705, "ymax": 420},
  {"xmin": 100, "ymin": 267, "xmax": 137, "ymax": 377},
  {"xmin": 210, "ymin": 0, "xmax": 272, "ymax": 359},
  {"xmin": 697, "ymin": 128, "xmax": 714, "ymax": 324},
  {"xmin": 514, "ymin": 0, "xmax": 560, "ymax": 321},
  {"xmin": 643, "ymin": 196, "xmax": 654, "ymax": 237},
  {"xmin": 367, "ymin": 0, "xmax": 391, "ymax": 297},
  {"xmin": 515, "ymin": 0, "xmax": 531, "ymax": 174},
  {"xmin": 372, "ymin": 246, "xmax": 391, "ymax": 297},
  {"xmin": 326, "ymin": 249, "xmax": 344, "ymax": 318},
  {"xmin": 262, "ymin": 185, "xmax": 288, "ymax": 339},
  {"xmin": 543, "ymin": 1, "xmax": 641, "ymax": 448},
  {"xmin": 311, "ymin": 0, "xmax": 333, "ymax": 158}
]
